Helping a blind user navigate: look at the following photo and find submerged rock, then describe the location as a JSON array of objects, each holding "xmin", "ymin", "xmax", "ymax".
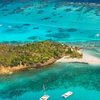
[
  {"xmin": 28, "ymin": 36, "xmax": 37, "ymax": 40},
  {"xmin": 46, "ymin": 32, "xmax": 70, "ymax": 39},
  {"xmin": 67, "ymin": 28, "xmax": 78, "ymax": 32}
]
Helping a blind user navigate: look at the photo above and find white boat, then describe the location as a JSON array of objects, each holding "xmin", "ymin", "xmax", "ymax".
[
  {"xmin": 40, "ymin": 95, "xmax": 49, "ymax": 100},
  {"xmin": 40, "ymin": 84, "xmax": 49, "ymax": 100},
  {"xmin": 62, "ymin": 91, "xmax": 73, "ymax": 98}
]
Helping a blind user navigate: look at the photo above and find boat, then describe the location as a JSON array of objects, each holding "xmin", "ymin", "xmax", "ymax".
[
  {"xmin": 40, "ymin": 84, "xmax": 49, "ymax": 100},
  {"xmin": 40, "ymin": 95, "xmax": 49, "ymax": 100},
  {"xmin": 62, "ymin": 91, "xmax": 73, "ymax": 98}
]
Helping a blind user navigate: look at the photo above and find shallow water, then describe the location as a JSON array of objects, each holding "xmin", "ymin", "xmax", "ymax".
[
  {"xmin": 83, "ymin": 47, "xmax": 100, "ymax": 58},
  {"xmin": 0, "ymin": 0, "xmax": 100, "ymax": 43},
  {"xmin": 0, "ymin": 63, "xmax": 100, "ymax": 100}
]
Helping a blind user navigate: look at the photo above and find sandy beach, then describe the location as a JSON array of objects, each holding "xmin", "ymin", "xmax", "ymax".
[{"xmin": 57, "ymin": 51, "xmax": 100, "ymax": 65}]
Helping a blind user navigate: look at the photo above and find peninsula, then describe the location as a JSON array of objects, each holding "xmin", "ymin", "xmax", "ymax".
[{"xmin": 0, "ymin": 41, "xmax": 82, "ymax": 75}]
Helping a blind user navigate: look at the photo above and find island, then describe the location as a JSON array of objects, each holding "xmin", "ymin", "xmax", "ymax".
[{"xmin": 0, "ymin": 41, "xmax": 82, "ymax": 75}]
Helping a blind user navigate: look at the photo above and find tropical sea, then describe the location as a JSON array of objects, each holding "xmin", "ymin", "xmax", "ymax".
[
  {"xmin": 0, "ymin": 0, "xmax": 100, "ymax": 43},
  {"xmin": 0, "ymin": 0, "xmax": 100, "ymax": 100}
]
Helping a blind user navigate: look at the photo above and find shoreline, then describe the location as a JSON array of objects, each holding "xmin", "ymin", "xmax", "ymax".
[
  {"xmin": 0, "ymin": 50, "xmax": 100, "ymax": 75},
  {"xmin": 0, "ymin": 57, "xmax": 56, "ymax": 75},
  {"xmin": 56, "ymin": 51, "xmax": 100, "ymax": 65},
  {"xmin": 0, "ymin": 65, "xmax": 29, "ymax": 75}
]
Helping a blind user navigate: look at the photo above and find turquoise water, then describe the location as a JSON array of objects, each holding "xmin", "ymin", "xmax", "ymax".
[
  {"xmin": 0, "ymin": 62, "xmax": 100, "ymax": 100},
  {"xmin": 0, "ymin": 1, "xmax": 100, "ymax": 43},
  {"xmin": 0, "ymin": 0, "xmax": 100, "ymax": 100},
  {"xmin": 83, "ymin": 47, "xmax": 100, "ymax": 58}
]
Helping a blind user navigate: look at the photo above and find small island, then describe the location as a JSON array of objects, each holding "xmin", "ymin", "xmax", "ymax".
[{"xmin": 0, "ymin": 41, "xmax": 82, "ymax": 75}]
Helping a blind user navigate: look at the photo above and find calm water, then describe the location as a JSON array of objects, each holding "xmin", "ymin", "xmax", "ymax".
[
  {"xmin": 0, "ymin": 0, "xmax": 100, "ymax": 100},
  {"xmin": 0, "ymin": 0, "xmax": 100, "ymax": 43},
  {"xmin": 0, "ymin": 62, "xmax": 100, "ymax": 100}
]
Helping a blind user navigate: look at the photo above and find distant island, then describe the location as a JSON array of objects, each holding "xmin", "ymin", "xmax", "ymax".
[{"xmin": 0, "ymin": 41, "xmax": 82, "ymax": 75}]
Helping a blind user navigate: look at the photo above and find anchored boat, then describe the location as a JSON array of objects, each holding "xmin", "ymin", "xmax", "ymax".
[
  {"xmin": 40, "ymin": 84, "xmax": 49, "ymax": 100},
  {"xmin": 40, "ymin": 95, "xmax": 49, "ymax": 100},
  {"xmin": 62, "ymin": 91, "xmax": 73, "ymax": 98}
]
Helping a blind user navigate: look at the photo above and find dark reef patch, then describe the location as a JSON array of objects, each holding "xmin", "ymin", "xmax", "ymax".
[
  {"xmin": 41, "ymin": 17, "xmax": 51, "ymax": 20},
  {"xmin": 51, "ymin": 20, "xmax": 57, "ymax": 23},
  {"xmin": 0, "ymin": 41, "xmax": 22, "ymax": 44},
  {"xmin": 83, "ymin": 7, "xmax": 93, "ymax": 14},
  {"xmin": 80, "ymin": 32, "xmax": 84, "ymax": 33},
  {"xmin": 23, "ymin": 24, "xmax": 31, "ymax": 26},
  {"xmin": 57, "ymin": 28, "xmax": 78, "ymax": 32},
  {"xmin": 4, "ymin": 28, "xmax": 14, "ymax": 32},
  {"xmin": 27, "ymin": 36, "xmax": 37, "ymax": 40},
  {"xmin": 64, "ymin": 8, "xmax": 72, "ymax": 12},
  {"xmin": 0, "ymin": 41, "xmax": 10, "ymax": 44},
  {"xmin": 94, "ymin": 11, "xmax": 100, "ymax": 16},
  {"xmin": 51, "ymin": 12, "xmax": 56, "ymax": 16},
  {"xmin": 53, "ymin": 7, "xmax": 57, "ymax": 10},
  {"xmin": 58, "ymin": 28, "xmax": 66, "ymax": 32},
  {"xmin": 46, "ymin": 32, "xmax": 70, "ymax": 39},
  {"xmin": 33, "ymin": 27, "xmax": 39, "ymax": 30},
  {"xmin": 58, "ymin": 28, "xmax": 63, "ymax": 30},
  {"xmin": 37, "ymin": 10, "xmax": 44, "ymax": 14},
  {"xmin": 46, "ymin": 39, "xmax": 54, "ymax": 41},
  {"xmin": 10, "ymin": 41, "xmax": 22, "ymax": 44},
  {"xmin": 4, "ymin": 25, "xmax": 28, "ymax": 34},
  {"xmin": 67, "ymin": 28, "xmax": 78, "ymax": 32},
  {"xmin": 46, "ymin": 30, "xmax": 52, "ymax": 33},
  {"xmin": 1, "ymin": 9, "xmax": 8, "ymax": 11},
  {"xmin": 59, "ymin": 15, "xmax": 63, "ymax": 18},
  {"xmin": 13, "ymin": 25, "xmax": 23, "ymax": 29}
]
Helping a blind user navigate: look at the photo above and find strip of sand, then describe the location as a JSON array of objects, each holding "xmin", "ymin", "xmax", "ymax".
[{"xmin": 56, "ymin": 52, "xmax": 100, "ymax": 65}]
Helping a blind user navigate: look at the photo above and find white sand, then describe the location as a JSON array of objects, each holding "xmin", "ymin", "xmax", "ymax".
[{"xmin": 57, "ymin": 52, "xmax": 100, "ymax": 65}]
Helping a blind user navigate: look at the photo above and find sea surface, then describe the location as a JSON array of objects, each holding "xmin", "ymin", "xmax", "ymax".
[
  {"xmin": 0, "ymin": 0, "xmax": 100, "ymax": 43},
  {"xmin": 0, "ymin": 56, "xmax": 100, "ymax": 100},
  {"xmin": 0, "ymin": 0, "xmax": 100, "ymax": 100}
]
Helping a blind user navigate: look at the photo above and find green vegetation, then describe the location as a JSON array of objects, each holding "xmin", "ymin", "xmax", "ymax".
[
  {"xmin": 65, "ymin": 47, "xmax": 83, "ymax": 58},
  {"xmin": 0, "ymin": 41, "xmax": 82, "ymax": 67}
]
